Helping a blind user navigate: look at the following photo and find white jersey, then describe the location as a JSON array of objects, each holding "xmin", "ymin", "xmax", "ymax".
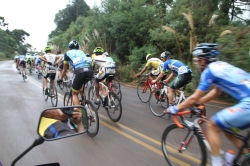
[{"xmin": 44, "ymin": 53, "xmax": 57, "ymax": 65}]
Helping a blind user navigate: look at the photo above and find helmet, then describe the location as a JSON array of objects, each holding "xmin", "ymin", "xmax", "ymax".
[
  {"xmin": 93, "ymin": 47, "xmax": 104, "ymax": 55},
  {"xmin": 104, "ymin": 52, "xmax": 109, "ymax": 57},
  {"xmin": 86, "ymin": 53, "xmax": 90, "ymax": 57},
  {"xmin": 44, "ymin": 46, "xmax": 51, "ymax": 52},
  {"xmin": 146, "ymin": 54, "xmax": 152, "ymax": 61},
  {"xmin": 68, "ymin": 40, "xmax": 79, "ymax": 49},
  {"xmin": 57, "ymin": 50, "xmax": 62, "ymax": 54},
  {"xmin": 192, "ymin": 43, "xmax": 219, "ymax": 62},
  {"xmin": 26, "ymin": 53, "xmax": 31, "ymax": 56},
  {"xmin": 160, "ymin": 51, "xmax": 171, "ymax": 59}
]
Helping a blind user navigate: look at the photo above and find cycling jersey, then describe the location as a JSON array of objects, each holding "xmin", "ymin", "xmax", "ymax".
[
  {"xmin": 146, "ymin": 58, "xmax": 163, "ymax": 69},
  {"xmin": 198, "ymin": 61, "xmax": 250, "ymax": 101},
  {"xmin": 162, "ymin": 59, "xmax": 192, "ymax": 75},
  {"xmin": 64, "ymin": 50, "xmax": 91, "ymax": 69},
  {"xmin": 92, "ymin": 54, "xmax": 116, "ymax": 82},
  {"xmin": 18, "ymin": 54, "xmax": 26, "ymax": 61},
  {"xmin": 198, "ymin": 61, "xmax": 250, "ymax": 130},
  {"xmin": 41, "ymin": 53, "xmax": 60, "ymax": 79},
  {"xmin": 26, "ymin": 55, "xmax": 33, "ymax": 62}
]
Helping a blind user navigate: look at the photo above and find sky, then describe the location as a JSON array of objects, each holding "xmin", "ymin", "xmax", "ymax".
[{"xmin": 0, "ymin": 0, "xmax": 101, "ymax": 52}]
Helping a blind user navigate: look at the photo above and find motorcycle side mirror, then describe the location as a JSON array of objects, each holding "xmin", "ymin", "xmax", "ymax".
[
  {"xmin": 11, "ymin": 106, "xmax": 88, "ymax": 166},
  {"xmin": 38, "ymin": 106, "xmax": 88, "ymax": 140}
]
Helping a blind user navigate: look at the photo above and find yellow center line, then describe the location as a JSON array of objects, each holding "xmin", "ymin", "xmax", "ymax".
[
  {"xmin": 100, "ymin": 119, "xmax": 191, "ymax": 166},
  {"xmin": 27, "ymin": 75, "xmax": 202, "ymax": 165}
]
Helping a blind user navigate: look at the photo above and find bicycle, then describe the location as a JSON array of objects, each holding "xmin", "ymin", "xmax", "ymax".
[
  {"xmin": 63, "ymin": 79, "xmax": 99, "ymax": 138},
  {"xmin": 37, "ymin": 65, "xmax": 43, "ymax": 80},
  {"xmin": 42, "ymin": 68, "xmax": 58, "ymax": 107},
  {"xmin": 161, "ymin": 106, "xmax": 250, "ymax": 166},
  {"xmin": 148, "ymin": 81, "xmax": 190, "ymax": 117},
  {"xmin": 19, "ymin": 64, "xmax": 26, "ymax": 82},
  {"xmin": 88, "ymin": 77, "xmax": 122, "ymax": 122},
  {"xmin": 137, "ymin": 74, "xmax": 163, "ymax": 103},
  {"xmin": 57, "ymin": 75, "xmax": 72, "ymax": 91}
]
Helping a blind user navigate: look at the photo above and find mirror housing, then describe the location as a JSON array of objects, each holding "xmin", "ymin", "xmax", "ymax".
[{"xmin": 37, "ymin": 106, "xmax": 88, "ymax": 141}]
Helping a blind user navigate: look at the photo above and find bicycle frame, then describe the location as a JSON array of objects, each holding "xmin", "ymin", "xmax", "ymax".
[{"xmin": 173, "ymin": 111, "xmax": 250, "ymax": 165}]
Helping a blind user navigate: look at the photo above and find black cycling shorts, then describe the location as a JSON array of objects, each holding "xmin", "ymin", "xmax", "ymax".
[
  {"xmin": 44, "ymin": 73, "xmax": 56, "ymax": 80},
  {"xmin": 19, "ymin": 60, "xmax": 26, "ymax": 68},
  {"xmin": 96, "ymin": 74, "xmax": 115, "ymax": 83},
  {"xmin": 169, "ymin": 72, "xmax": 192, "ymax": 90},
  {"xmin": 58, "ymin": 61, "xmax": 69, "ymax": 70},
  {"xmin": 72, "ymin": 67, "xmax": 93, "ymax": 92}
]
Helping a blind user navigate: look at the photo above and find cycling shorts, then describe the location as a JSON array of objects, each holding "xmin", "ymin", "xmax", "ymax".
[
  {"xmin": 19, "ymin": 60, "xmax": 26, "ymax": 68},
  {"xmin": 72, "ymin": 67, "xmax": 93, "ymax": 92},
  {"xmin": 213, "ymin": 98, "xmax": 250, "ymax": 130},
  {"xmin": 58, "ymin": 61, "xmax": 69, "ymax": 71},
  {"xmin": 169, "ymin": 72, "xmax": 192, "ymax": 90}
]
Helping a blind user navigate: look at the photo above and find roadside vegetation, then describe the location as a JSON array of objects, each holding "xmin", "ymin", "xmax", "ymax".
[{"xmin": 2, "ymin": 0, "xmax": 250, "ymax": 102}]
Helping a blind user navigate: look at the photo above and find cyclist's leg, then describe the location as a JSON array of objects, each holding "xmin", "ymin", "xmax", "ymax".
[
  {"xmin": 95, "ymin": 68, "xmax": 106, "ymax": 104},
  {"xmin": 71, "ymin": 72, "xmax": 85, "ymax": 106},
  {"xmin": 23, "ymin": 61, "xmax": 27, "ymax": 75},
  {"xmin": 57, "ymin": 62, "xmax": 63, "ymax": 79},
  {"xmin": 168, "ymin": 75, "xmax": 182, "ymax": 105}
]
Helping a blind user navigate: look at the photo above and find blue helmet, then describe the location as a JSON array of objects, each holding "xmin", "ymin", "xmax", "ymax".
[{"xmin": 192, "ymin": 43, "xmax": 219, "ymax": 62}]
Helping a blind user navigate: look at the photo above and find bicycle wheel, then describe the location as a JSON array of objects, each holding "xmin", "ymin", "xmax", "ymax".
[
  {"xmin": 112, "ymin": 77, "xmax": 122, "ymax": 100},
  {"xmin": 84, "ymin": 100, "xmax": 99, "ymax": 137},
  {"xmin": 22, "ymin": 72, "xmax": 26, "ymax": 82},
  {"xmin": 105, "ymin": 92, "xmax": 122, "ymax": 122},
  {"xmin": 88, "ymin": 85, "xmax": 100, "ymax": 110},
  {"xmin": 161, "ymin": 123, "xmax": 207, "ymax": 166},
  {"xmin": 42, "ymin": 82, "xmax": 48, "ymax": 101},
  {"xmin": 64, "ymin": 91, "xmax": 72, "ymax": 106},
  {"xmin": 137, "ymin": 81, "xmax": 151, "ymax": 103},
  {"xmin": 148, "ymin": 90, "xmax": 168, "ymax": 117},
  {"xmin": 38, "ymin": 73, "xmax": 42, "ymax": 80},
  {"xmin": 50, "ymin": 85, "xmax": 58, "ymax": 107},
  {"xmin": 57, "ymin": 76, "xmax": 64, "ymax": 90},
  {"xmin": 241, "ymin": 156, "xmax": 250, "ymax": 165}
]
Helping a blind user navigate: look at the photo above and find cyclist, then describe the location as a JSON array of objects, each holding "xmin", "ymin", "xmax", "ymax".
[
  {"xmin": 135, "ymin": 53, "xmax": 165, "ymax": 84},
  {"xmin": 34, "ymin": 53, "xmax": 42, "ymax": 73},
  {"xmin": 26, "ymin": 53, "xmax": 33, "ymax": 72},
  {"xmin": 92, "ymin": 47, "xmax": 116, "ymax": 104},
  {"xmin": 152, "ymin": 51, "xmax": 192, "ymax": 106},
  {"xmin": 57, "ymin": 50, "xmax": 70, "ymax": 81},
  {"xmin": 17, "ymin": 51, "xmax": 27, "ymax": 78},
  {"xmin": 39, "ymin": 47, "xmax": 62, "ymax": 95},
  {"xmin": 57, "ymin": 40, "xmax": 93, "ymax": 106},
  {"xmin": 166, "ymin": 43, "xmax": 250, "ymax": 166}
]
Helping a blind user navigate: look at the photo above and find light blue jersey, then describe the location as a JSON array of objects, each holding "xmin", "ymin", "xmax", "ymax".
[
  {"xmin": 64, "ymin": 49, "xmax": 92, "ymax": 69},
  {"xmin": 198, "ymin": 61, "xmax": 250, "ymax": 101},
  {"xmin": 18, "ymin": 54, "xmax": 26, "ymax": 61}
]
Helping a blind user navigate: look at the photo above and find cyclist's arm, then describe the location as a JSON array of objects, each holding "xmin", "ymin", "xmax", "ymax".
[
  {"xmin": 164, "ymin": 72, "xmax": 176, "ymax": 83},
  {"xmin": 39, "ymin": 55, "xmax": 48, "ymax": 63},
  {"xmin": 197, "ymin": 87, "xmax": 222, "ymax": 104},
  {"xmin": 43, "ymin": 109, "xmax": 68, "ymax": 121},
  {"xmin": 55, "ymin": 55, "xmax": 62, "ymax": 65},
  {"xmin": 176, "ymin": 89, "xmax": 206, "ymax": 111},
  {"xmin": 139, "ymin": 65, "xmax": 148, "ymax": 76},
  {"xmin": 154, "ymin": 72, "xmax": 165, "ymax": 82}
]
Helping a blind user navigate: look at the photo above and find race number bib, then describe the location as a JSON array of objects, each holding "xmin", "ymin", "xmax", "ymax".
[
  {"xmin": 178, "ymin": 66, "xmax": 188, "ymax": 74},
  {"xmin": 72, "ymin": 57, "xmax": 82, "ymax": 65}
]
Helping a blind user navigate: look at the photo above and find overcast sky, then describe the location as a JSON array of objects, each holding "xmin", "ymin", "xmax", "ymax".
[{"xmin": 0, "ymin": 0, "xmax": 100, "ymax": 52}]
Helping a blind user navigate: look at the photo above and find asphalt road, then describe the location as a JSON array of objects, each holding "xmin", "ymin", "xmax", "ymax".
[{"xmin": 0, "ymin": 60, "xmax": 238, "ymax": 166}]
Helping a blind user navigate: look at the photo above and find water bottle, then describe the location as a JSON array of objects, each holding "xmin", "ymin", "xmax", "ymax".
[{"xmin": 223, "ymin": 149, "xmax": 235, "ymax": 166}]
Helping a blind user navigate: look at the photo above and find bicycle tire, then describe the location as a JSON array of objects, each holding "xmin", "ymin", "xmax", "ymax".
[
  {"xmin": 241, "ymin": 156, "xmax": 250, "ymax": 165},
  {"xmin": 111, "ymin": 82, "xmax": 122, "ymax": 101},
  {"xmin": 38, "ymin": 73, "xmax": 42, "ymax": 80},
  {"xmin": 42, "ymin": 82, "xmax": 48, "ymax": 101},
  {"xmin": 50, "ymin": 85, "xmax": 58, "ymax": 107},
  {"xmin": 105, "ymin": 92, "xmax": 122, "ymax": 122},
  {"xmin": 88, "ymin": 85, "xmax": 100, "ymax": 110},
  {"xmin": 161, "ymin": 123, "xmax": 207, "ymax": 166},
  {"xmin": 57, "ymin": 76, "xmax": 64, "ymax": 90},
  {"xmin": 137, "ymin": 81, "xmax": 151, "ymax": 103},
  {"xmin": 148, "ymin": 90, "xmax": 168, "ymax": 117},
  {"xmin": 64, "ymin": 91, "xmax": 72, "ymax": 106},
  {"xmin": 112, "ymin": 77, "xmax": 122, "ymax": 100},
  {"xmin": 84, "ymin": 100, "xmax": 99, "ymax": 137}
]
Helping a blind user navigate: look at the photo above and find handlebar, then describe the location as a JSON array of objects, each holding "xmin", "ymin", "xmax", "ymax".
[{"xmin": 166, "ymin": 105, "xmax": 206, "ymax": 129}]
